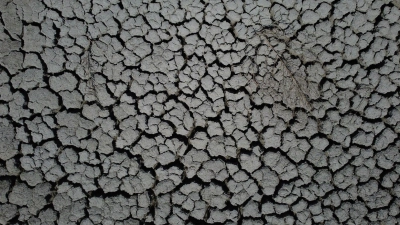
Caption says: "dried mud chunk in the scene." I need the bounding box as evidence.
[154,167,183,195]
[11,68,46,90]
[207,209,238,223]
[301,10,320,25]
[227,171,258,205]
[59,90,83,109]
[172,182,204,215]
[116,116,140,149]
[376,146,400,170]
[281,133,311,163]
[0,122,18,161]
[198,159,229,182]
[99,152,140,193]
[253,167,280,195]
[374,128,396,151]
[326,145,351,172]
[126,37,151,58]
[58,148,100,191]
[28,88,59,113]
[201,183,229,209]
[181,149,210,178]
[56,197,86,224]
[1,51,23,75]
[20,170,44,186]
[243,200,261,218]
[49,72,78,92]
[359,180,392,209]
[121,170,155,194]
[23,25,47,52]
[333,165,358,189]
[9,182,51,214]
[0,1,22,39]
[0,204,17,225]
[263,151,298,180]
[0,180,10,203]
[88,195,134,222]
[131,136,186,168]
[240,152,262,173]
[207,136,237,158]
[42,47,66,73]
[261,128,281,149]
[163,100,194,136]
[155,194,171,224]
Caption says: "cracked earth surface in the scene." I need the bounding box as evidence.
[1,0,400,224]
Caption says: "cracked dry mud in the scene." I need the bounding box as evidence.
[0,0,400,224]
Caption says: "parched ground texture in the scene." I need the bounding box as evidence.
[0,0,400,224]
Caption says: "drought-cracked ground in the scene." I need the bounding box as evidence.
[0,0,400,224]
